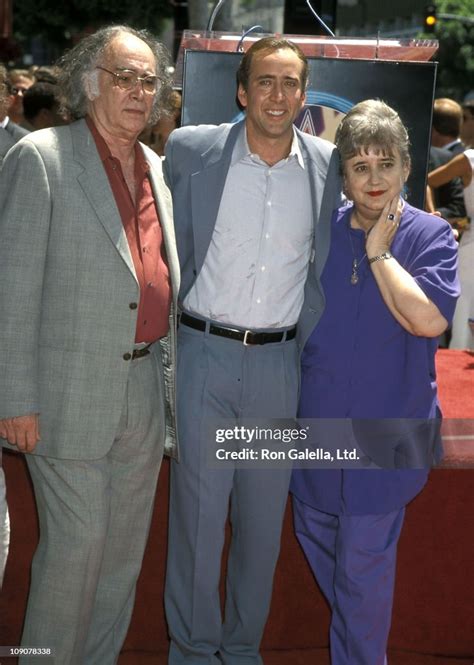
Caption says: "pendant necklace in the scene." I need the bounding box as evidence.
[348,228,367,286]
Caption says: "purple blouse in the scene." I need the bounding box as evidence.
[290,203,460,515]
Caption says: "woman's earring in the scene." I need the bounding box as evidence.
[342,179,350,200]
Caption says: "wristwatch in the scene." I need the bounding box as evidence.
[368,252,393,265]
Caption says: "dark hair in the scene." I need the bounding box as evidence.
[57,24,172,124]
[432,98,462,138]
[336,99,411,170]
[23,82,59,122]
[237,37,309,91]
[34,67,60,85]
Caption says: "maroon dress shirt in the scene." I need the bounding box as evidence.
[87,117,171,342]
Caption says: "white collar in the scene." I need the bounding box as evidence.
[231,123,305,169]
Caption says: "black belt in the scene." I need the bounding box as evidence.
[180,313,296,346]
[131,343,152,360]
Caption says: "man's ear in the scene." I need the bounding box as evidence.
[84,71,100,101]
[237,84,247,109]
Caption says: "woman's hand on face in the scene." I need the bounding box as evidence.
[365,195,402,258]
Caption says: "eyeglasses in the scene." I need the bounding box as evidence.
[10,86,29,96]
[96,66,159,94]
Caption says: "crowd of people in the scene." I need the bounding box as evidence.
[0,60,181,164]
[426,97,474,350]
[0,24,470,665]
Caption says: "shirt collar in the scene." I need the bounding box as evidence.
[85,115,149,177]
[0,116,9,129]
[289,130,305,168]
[444,138,462,151]
[231,123,305,169]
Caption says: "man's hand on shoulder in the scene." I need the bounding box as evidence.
[0,414,40,452]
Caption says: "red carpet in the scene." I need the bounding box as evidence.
[437,350,474,467]
[436,350,474,419]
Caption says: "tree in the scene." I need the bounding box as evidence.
[420,0,474,100]
[187,0,211,30]
[13,0,172,54]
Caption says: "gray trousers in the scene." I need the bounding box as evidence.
[20,348,166,665]
[166,323,299,665]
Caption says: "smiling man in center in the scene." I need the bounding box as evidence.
[164,37,340,664]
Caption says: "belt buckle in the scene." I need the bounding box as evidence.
[243,330,253,346]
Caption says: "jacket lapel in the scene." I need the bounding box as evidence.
[298,129,340,280]
[190,122,243,274]
[71,120,138,283]
[145,148,180,304]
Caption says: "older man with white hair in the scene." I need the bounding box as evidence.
[0,25,179,664]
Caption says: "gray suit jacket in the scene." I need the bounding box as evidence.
[4,118,29,141]
[0,128,15,166]
[0,119,179,460]
[164,120,341,354]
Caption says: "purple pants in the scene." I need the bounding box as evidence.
[293,496,405,665]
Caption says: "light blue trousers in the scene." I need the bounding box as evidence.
[166,323,299,665]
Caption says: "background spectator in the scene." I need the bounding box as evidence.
[429,145,466,221]
[0,64,15,164]
[428,148,474,350]
[6,69,34,127]
[150,89,181,156]
[23,82,68,130]
[140,89,181,157]
[461,100,474,148]
[1,64,28,148]
[431,98,465,155]
[29,66,60,85]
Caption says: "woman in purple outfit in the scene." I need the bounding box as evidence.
[290,100,460,665]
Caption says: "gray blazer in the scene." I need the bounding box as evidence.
[0,119,179,460]
[164,120,341,354]
[4,119,29,141]
[0,128,15,166]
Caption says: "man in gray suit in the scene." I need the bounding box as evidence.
[0,25,179,664]
[164,38,340,664]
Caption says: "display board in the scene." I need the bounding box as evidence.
[182,51,437,207]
